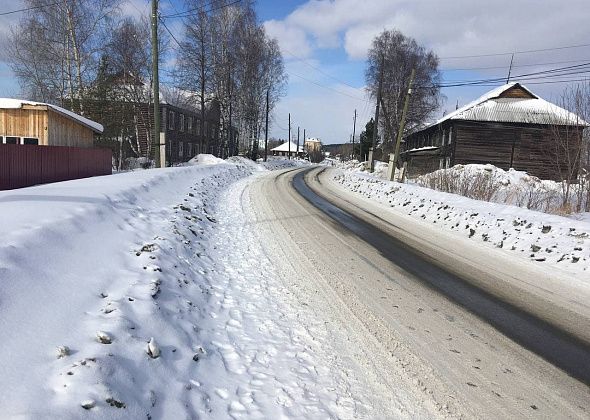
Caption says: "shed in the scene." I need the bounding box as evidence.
[402,83,587,180]
[271,141,305,157]
[0,98,103,148]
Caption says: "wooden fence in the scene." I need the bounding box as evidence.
[0,144,112,190]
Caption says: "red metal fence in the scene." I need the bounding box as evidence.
[0,144,112,190]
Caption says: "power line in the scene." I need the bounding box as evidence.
[441,58,590,72]
[432,62,590,88]
[158,15,182,47]
[287,70,370,103]
[282,47,359,90]
[0,1,61,16]
[161,0,241,19]
[440,42,590,60]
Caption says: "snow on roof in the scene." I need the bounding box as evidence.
[402,146,440,154]
[0,98,103,133]
[305,137,321,143]
[422,83,587,131]
[271,141,304,153]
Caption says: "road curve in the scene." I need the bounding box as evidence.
[294,167,590,385]
[248,166,590,419]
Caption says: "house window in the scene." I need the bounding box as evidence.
[180,114,185,132]
[187,143,193,158]
[196,119,202,136]
[445,157,451,168]
[23,137,39,145]
[5,136,19,144]
[188,117,193,132]
[448,127,453,144]
[178,141,183,158]
[169,111,175,130]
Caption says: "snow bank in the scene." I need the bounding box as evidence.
[187,153,226,166]
[0,161,255,418]
[332,170,590,277]
[415,164,589,214]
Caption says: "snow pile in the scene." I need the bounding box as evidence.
[415,164,589,214]
[332,170,590,276]
[260,156,311,170]
[0,162,255,418]
[188,153,226,166]
[323,159,389,178]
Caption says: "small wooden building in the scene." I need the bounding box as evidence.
[0,98,103,147]
[401,83,587,180]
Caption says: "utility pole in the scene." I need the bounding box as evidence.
[352,109,357,160]
[288,113,291,160]
[297,126,300,159]
[151,0,161,167]
[506,53,515,84]
[390,68,416,182]
[264,89,269,162]
[370,55,384,172]
[228,65,233,157]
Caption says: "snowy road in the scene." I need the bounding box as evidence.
[249,166,590,419]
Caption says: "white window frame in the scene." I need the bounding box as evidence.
[188,116,193,132]
[179,114,185,132]
[178,141,183,158]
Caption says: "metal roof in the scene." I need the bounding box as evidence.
[418,83,587,133]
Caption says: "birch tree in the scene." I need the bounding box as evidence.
[366,29,443,155]
[6,0,121,114]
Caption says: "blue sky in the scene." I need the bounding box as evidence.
[1,0,589,144]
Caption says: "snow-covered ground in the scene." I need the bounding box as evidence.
[330,165,590,277]
[0,155,398,419]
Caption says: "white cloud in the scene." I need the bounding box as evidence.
[264,19,313,58]
[264,0,590,64]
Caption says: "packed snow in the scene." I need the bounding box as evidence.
[330,163,590,277]
[0,155,386,420]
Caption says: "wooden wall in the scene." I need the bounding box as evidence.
[0,107,48,144]
[453,121,582,180]
[47,110,94,148]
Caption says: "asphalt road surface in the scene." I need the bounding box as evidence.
[247,166,590,419]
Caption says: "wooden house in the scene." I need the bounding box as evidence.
[0,98,103,147]
[401,83,587,180]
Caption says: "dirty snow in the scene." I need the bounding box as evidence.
[331,167,590,277]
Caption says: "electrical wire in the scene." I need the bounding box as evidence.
[440,42,590,60]
[0,1,61,16]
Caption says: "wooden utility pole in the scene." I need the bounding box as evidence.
[352,109,357,160]
[151,0,162,167]
[264,89,269,162]
[288,113,291,160]
[297,126,300,158]
[391,68,416,182]
[228,65,233,157]
[370,55,384,172]
[506,53,515,84]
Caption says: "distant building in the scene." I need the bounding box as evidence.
[304,137,321,153]
[271,141,304,157]
[0,98,103,147]
[402,83,587,180]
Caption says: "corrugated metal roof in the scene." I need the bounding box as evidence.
[418,83,587,132]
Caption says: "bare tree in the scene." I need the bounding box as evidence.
[366,29,443,157]
[6,0,121,114]
[547,83,589,211]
